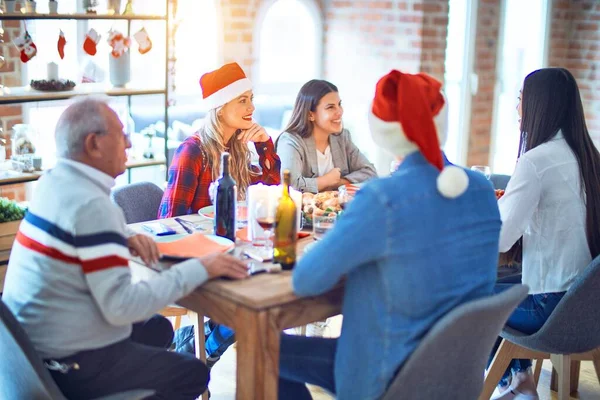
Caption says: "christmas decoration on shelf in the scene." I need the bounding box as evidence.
[123,0,134,15]
[83,28,101,56]
[133,28,152,55]
[14,31,37,63]
[83,0,99,14]
[107,29,131,87]
[141,126,156,159]
[49,0,58,14]
[57,30,66,59]
[107,29,131,58]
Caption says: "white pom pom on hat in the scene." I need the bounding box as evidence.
[368,70,468,199]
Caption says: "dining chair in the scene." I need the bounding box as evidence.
[380,285,528,400]
[110,181,165,224]
[0,298,155,400]
[480,256,600,400]
[490,174,511,190]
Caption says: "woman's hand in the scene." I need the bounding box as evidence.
[238,123,270,144]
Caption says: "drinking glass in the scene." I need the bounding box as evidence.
[313,213,337,241]
[338,185,353,211]
[253,197,276,255]
[471,165,491,180]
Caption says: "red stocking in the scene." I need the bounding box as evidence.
[83,28,101,56]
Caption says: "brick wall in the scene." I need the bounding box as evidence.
[466,0,501,166]
[549,0,600,143]
[467,0,600,166]
[322,0,449,173]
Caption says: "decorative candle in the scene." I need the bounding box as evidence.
[47,62,59,81]
[247,183,302,241]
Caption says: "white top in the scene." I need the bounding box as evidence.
[498,131,591,294]
[316,146,335,177]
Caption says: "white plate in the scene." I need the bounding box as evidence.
[198,205,215,219]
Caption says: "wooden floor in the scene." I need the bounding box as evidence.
[184,315,600,399]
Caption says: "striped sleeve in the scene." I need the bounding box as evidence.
[15,211,128,272]
[74,198,209,326]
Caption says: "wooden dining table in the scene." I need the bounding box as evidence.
[128,215,344,400]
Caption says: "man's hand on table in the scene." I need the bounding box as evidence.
[201,253,250,280]
[128,234,160,266]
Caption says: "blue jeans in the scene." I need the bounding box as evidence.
[173,320,235,358]
[278,334,337,400]
[489,283,566,386]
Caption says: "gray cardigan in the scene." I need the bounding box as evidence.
[275,129,377,193]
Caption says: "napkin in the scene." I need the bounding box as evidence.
[156,233,233,258]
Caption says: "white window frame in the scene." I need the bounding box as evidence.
[443,0,478,166]
[252,0,324,96]
[488,0,551,174]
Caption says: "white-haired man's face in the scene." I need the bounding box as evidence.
[85,105,131,178]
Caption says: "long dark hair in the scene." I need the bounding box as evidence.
[283,79,338,138]
[519,68,600,258]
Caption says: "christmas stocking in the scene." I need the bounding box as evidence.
[14,31,37,63]
[133,28,152,54]
[83,28,101,56]
[57,30,66,59]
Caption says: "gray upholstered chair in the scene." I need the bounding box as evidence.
[0,299,154,400]
[110,181,198,352]
[481,256,600,400]
[380,285,528,400]
[110,181,164,224]
[490,174,511,190]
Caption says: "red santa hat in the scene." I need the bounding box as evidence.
[200,62,252,110]
[368,70,468,198]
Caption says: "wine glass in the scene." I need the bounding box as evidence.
[471,165,491,180]
[253,197,276,256]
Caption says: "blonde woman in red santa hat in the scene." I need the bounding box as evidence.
[159,62,281,371]
[275,71,501,400]
[158,62,281,218]
[276,79,377,193]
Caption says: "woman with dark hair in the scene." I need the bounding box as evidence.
[276,79,377,193]
[490,68,600,399]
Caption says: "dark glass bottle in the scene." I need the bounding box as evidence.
[214,152,237,242]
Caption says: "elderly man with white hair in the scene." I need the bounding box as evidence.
[2,96,249,400]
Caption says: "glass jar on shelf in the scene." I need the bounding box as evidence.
[11,124,37,157]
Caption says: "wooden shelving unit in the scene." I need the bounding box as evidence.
[0,84,166,105]
[0,5,171,179]
[0,13,166,21]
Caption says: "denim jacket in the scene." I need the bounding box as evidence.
[293,151,501,399]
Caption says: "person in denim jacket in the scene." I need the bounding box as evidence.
[276,71,501,400]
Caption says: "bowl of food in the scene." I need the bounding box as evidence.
[302,191,341,228]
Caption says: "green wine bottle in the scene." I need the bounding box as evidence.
[274,170,298,270]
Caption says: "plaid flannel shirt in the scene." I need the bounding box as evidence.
[158,135,281,218]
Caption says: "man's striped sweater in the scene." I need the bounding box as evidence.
[3,159,208,359]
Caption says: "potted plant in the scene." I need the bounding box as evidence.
[0,197,26,253]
